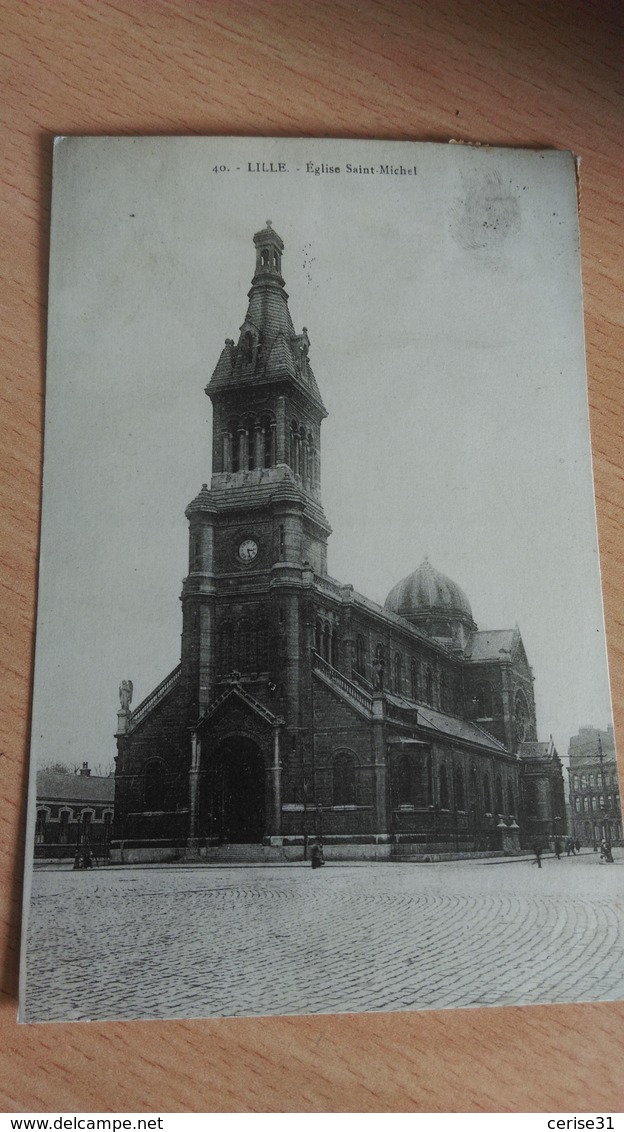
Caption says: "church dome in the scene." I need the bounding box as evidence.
[384,559,474,628]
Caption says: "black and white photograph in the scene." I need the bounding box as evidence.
[20,136,623,1024]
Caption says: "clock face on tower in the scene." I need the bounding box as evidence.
[238,538,258,563]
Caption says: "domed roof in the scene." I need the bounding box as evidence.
[384,559,474,624]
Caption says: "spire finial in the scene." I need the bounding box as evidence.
[266,219,272,228]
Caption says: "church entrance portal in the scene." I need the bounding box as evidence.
[204,737,266,844]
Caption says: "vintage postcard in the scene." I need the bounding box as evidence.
[20,137,623,1022]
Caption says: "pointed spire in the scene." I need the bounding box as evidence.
[206,225,326,415]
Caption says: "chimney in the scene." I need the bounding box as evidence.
[80,761,91,777]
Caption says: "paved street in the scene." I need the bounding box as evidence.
[23,853,624,1023]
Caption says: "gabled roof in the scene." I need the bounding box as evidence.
[465,628,517,662]
[37,771,114,805]
[196,682,281,729]
[519,739,556,761]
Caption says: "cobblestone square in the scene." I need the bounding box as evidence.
[23,852,624,1023]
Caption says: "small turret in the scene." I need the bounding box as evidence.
[252,220,284,283]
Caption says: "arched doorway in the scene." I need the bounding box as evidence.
[203,737,266,844]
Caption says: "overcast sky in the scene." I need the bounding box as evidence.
[30,136,614,779]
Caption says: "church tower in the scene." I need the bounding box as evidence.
[180,222,331,721]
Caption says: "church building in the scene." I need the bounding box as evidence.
[112,223,564,862]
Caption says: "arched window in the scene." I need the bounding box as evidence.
[439,764,450,810]
[410,660,418,700]
[507,781,516,816]
[393,652,402,694]
[524,779,539,817]
[454,766,465,811]
[575,796,581,813]
[495,773,504,815]
[220,622,234,672]
[333,751,356,805]
[257,620,270,671]
[144,761,166,811]
[261,249,269,267]
[315,620,323,655]
[396,753,415,806]
[307,431,315,487]
[425,666,433,706]
[440,671,451,712]
[355,634,366,676]
[483,772,492,813]
[474,683,493,719]
[35,809,47,845]
[261,415,275,468]
[242,330,254,363]
[514,689,530,747]
[470,762,479,802]
[229,420,240,472]
[238,620,255,671]
[59,810,70,844]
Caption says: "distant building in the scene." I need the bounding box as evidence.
[517,738,567,847]
[568,726,622,847]
[35,762,114,859]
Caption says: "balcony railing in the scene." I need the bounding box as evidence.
[312,651,374,713]
[129,664,182,729]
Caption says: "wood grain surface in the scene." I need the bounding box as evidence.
[1,0,623,1113]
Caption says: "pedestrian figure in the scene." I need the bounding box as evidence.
[533,843,542,869]
[554,839,561,859]
[600,839,613,863]
[310,841,325,869]
[575,839,581,854]
[565,838,573,856]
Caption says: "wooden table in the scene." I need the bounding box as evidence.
[1,0,623,1113]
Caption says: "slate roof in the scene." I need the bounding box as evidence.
[518,740,555,761]
[465,628,517,662]
[37,770,114,805]
[385,694,508,753]
[206,227,326,414]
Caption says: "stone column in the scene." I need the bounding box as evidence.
[372,694,389,836]
[254,424,263,470]
[238,428,247,471]
[187,732,201,853]
[222,430,231,473]
[271,724,282,840]
[275,397,286,464]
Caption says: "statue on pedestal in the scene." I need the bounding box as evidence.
[119,680,133,712]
